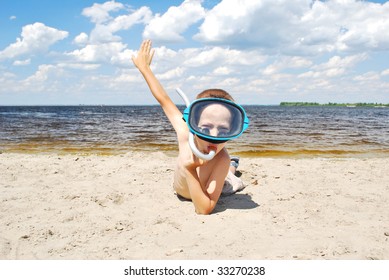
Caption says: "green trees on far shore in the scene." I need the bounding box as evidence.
[280,102,389,107]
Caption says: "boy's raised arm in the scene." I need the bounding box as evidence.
[133,40,225,215]
[132,40,185,134]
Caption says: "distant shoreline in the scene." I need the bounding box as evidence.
[280,102,389,107]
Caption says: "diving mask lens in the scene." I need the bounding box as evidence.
[183,98,249,142]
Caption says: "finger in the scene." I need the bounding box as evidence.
[148,49,155,65]
[145,39,152,53]
[140,39,147,52]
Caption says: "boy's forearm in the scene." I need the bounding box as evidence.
[185,168,213,215]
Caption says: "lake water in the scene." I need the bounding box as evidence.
[1,105,388,157]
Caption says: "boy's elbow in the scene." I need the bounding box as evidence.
[195,209,212,215]
[195,205,214,215]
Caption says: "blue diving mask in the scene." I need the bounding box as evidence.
[183,98,249,144]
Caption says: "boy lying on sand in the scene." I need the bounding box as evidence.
[132,40,248,214]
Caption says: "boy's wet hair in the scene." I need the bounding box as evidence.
[196,89,234,101]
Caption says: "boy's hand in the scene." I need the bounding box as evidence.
[132,39,155,71]
[185,155,206,170]
[181,143,207,170]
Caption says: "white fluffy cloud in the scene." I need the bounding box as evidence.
[195,0,389,55]
[66,42,127,63]
[0,22,68,60]
[382,69,389,76]
[81,1,124,24]
[66,1,152,69]
[13,59,31,66]
[180,47,266,69]
[88,6,152,43]
[18,64,68,94]
[263,57,313,75]
[143,0,205,42]
[1,0,388,104]
[195,0,309,48]
[80,1,152,44]
[298,54,368,79]
[24,64,55,83]
[74,32,89,45]
[300,0,389,53]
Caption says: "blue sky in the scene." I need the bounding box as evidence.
[1,0,389,105]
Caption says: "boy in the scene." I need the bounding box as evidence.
[132,40,245,215]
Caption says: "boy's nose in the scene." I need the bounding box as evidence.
[209,128,217,137]
[209,128,219,137]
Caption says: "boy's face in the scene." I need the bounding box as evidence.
[195,103,231,154]
[197,104,232,138]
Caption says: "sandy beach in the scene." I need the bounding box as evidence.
[1,152,388,260]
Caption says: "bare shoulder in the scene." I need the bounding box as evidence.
[216,148,230,165]
[206,148,230,176]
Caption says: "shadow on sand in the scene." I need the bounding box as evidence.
[176,191,259,214]
[213,192,259,214]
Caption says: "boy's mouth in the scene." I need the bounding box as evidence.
[207,145,218,153]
